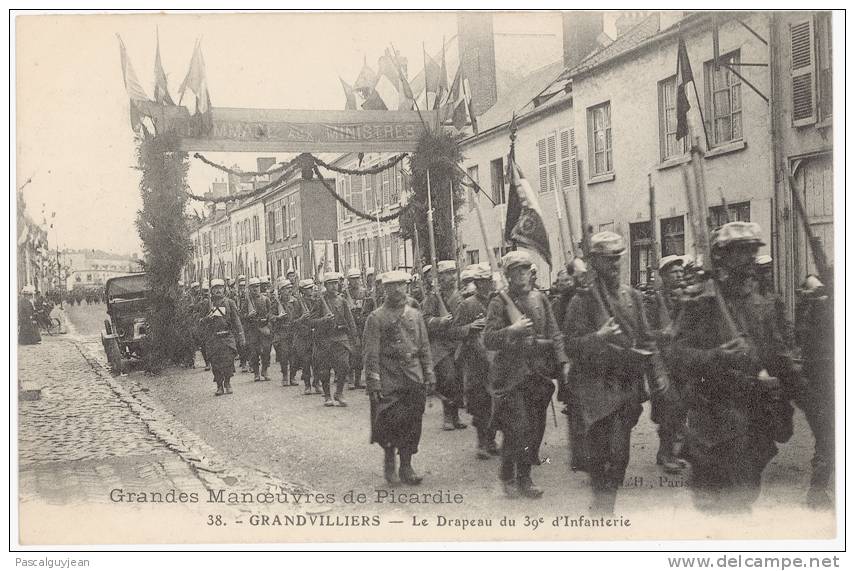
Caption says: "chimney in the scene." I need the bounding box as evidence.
[457,12,497,116]
[562,11,605,70]
[615,11,647,37]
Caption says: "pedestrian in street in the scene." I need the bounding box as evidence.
[245,277,273,382]
[192,281,212,370]
[345,268,368,390]
[422,260,468,431]
[673,221,798,513]
[453,263,498,459]
[644,254,690,474]
[563,232,664,514]
[364,270,435,486]
[201,278,245,396]
[794,273,835,509]
[484,250,569,500]
[310,272,359,407]
[271,277,299,387]
[18,285,42,345]
[293,279,318,394]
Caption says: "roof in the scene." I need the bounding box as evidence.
[570,12,662,77]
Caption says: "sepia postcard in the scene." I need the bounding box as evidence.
[12,8,844,551]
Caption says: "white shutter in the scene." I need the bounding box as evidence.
[547,133,557,193]
[791,19,817,126]
[537,138,548,193]
[559,129,572,188]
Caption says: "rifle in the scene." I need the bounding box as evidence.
[245,279,257,318]
[296,287,310,318]
[344,286,357,311]
[648,174,671,330]
[787,168,831,285]
[319,289,335,319]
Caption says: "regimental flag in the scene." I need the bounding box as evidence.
[505,157,552,266]
[463,77,479,135]
[117,34,153,132]
[423,49,441,107]
[354,57,377,95]
[444,69,478,133]
[361,88,388,111]
[153,29,174,105]
[339,76,357,110]
[178,39,212,121]
[373,73,400,111]
[675,37,694,141]
[436,38,449,109]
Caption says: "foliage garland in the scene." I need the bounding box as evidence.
[135,133,196,373]
[312,164,414,223]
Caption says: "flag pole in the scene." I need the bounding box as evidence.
[550,172,571,267]
[425,168,448,316]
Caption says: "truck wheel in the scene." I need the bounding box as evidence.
[101,333,125,375]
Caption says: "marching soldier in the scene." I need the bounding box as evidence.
[563,232,664,514]
[245,277,273,382]
[293,279,318,394]
[260,275,272,296]
[421,260,468,431]
[271,277,300,387]
[364,270,435,485]
[200,278,245,396]
[673,222,798,513]
[310,272,359,407]
[794,273,835,509]
[459,267,477,299]
[345,268,368,390]
[453,263,498,459]
[364,267,376,300]
[234,275,250,372]
[484,251,569,499]
[644,255,689,474]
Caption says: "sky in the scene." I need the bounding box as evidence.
[15,11,613,256]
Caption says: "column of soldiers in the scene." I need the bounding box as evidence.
[183,218,834,514]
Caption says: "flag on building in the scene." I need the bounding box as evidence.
[117,34,153,132]
[373,73,400,110]
[339,77,357,110]
[505,158,552,266]
[675,37,694,141]
[353,57,377,96]
[361,88,388,111]
[423,49,441,107]
[178,39,212,127]
[435,39,449,109]
[153,29,174,105]
[444,68,478,133]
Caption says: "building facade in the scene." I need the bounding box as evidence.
[231,197,267,280]
[264,176,339,280]
[66,250,142,289]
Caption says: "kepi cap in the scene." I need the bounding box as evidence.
[298,279,315,289]
[501,250,533,271]
[276,277,292,289]
[712,221,765,250]
[248,277,260,286]
[346,268,362,279]
[322,271,343,283]
[211,278,225,287]
[658,255,685,272]
[381,270,411,285]
[590,231,626,256]
[437,260,457,273]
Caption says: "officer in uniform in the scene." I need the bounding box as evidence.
[673,222,797,513]
[200,278,245,396]
[310,272,359,407]
[644,255,689,473]
[364,270,435,485]
[484,251,569,499]
[344,268,368,390]
[271,277,299,387]
[421,260,468,430]
[453,263,498,459]
[564,232,664,514]
[293,279,317,394]
[245,277,273,382]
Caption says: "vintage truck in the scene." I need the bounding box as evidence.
[101,273,149,373]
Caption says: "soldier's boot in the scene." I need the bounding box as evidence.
[253,363,262,382]
[383,447,398,485]
[485,427,500,456]
[475,426,490,460]
[214,377,225,397]
[500,460,519,499]
[398,452,423,486]
[516,463,544,499]
[442,406,456,431]
[451,407,467,430]
[224,378,233,395]
[260,365,269,381]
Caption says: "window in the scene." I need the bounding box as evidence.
[587,102,613,176]
[660,216,685,257]
[816,13,833,123]
[364,173,376,212]
[790,15,833,126]
[658,76,689,160]
[466,250,480,265]
[289,197,297,236]
[559,128,577,188]
[268,211,276,243]
[339,179,349,221]
[538,129,577,193]
[630,221,653,287]
[705,51,742,146]
[709,201,750,229]
[490,158,506,205]
[537,134,558,193]
[390,170,401,204]
[466,165,479,210]
[351,174,364,213]
[382,169,391,207]
[282,204,289,239]
[253,216,260,241]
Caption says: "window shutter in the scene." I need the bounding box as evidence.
[559,129,572,188]
[547,133,557,193]
[791,20,817,126]
[537,138,548,193]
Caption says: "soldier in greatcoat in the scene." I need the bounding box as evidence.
[310,272,359,407]
[244,277,273,382]
[200,278,245,396]
[672,222,798,513]
[484,251,569,499]
[271,277,300,387]
[453,263,498,459]
[345,268,368,390]
[364,270,435,485]
[292,279,317,394]
[643,254,689,474]
[234,275,250,372]
[564,232,665,515]
[421,260,468,431]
